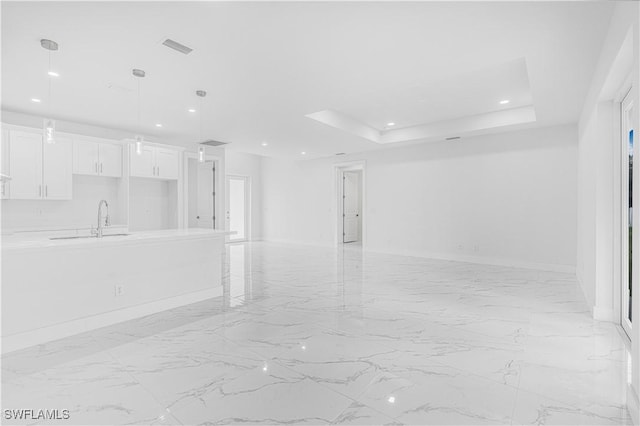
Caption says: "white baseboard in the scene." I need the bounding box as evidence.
[262,238,335,249]
[2,287,223,354]
[260,239,576,273]
[364,247,576,274]
[627,384,640,426]
[593,305,615,322]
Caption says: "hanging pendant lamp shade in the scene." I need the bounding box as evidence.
[197,90,207,162]
[41,39,58,144]
[133,69,146,155]
[44,118,55,144]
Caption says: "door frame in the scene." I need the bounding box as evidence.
[226,174,251,243]
[334,160,366,247]
[619,84,635,338]
[182,152,222,230]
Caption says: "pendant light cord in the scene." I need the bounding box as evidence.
[137,78,141,136]
[48,50,52,117]
[199,95,203,141]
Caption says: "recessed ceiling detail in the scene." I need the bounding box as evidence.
[305,58,537,145]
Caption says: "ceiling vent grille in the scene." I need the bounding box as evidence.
[199,140,229,147]
[162,39,193,55]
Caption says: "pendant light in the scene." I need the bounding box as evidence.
[40,39,58,144]
[196,90,207,162]
[132,68,146,155]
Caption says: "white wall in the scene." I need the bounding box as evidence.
[262,124,578,271]
[225,150,262,240]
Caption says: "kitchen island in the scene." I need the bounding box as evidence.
[2,228,230,352]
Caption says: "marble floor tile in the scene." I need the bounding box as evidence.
[354,367,518,424]
[1,241,632,425]
[3,353,173,425]
[330,401,399,425]
[170,374,354,425]
[511,387,633,425]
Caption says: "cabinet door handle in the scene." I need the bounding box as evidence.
[38,185,42,197]
[45,185,48,197]
[157,166,160,176]
[95,162,98,173]
[100,163,103,173]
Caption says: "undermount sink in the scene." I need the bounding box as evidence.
[49,233,130,240]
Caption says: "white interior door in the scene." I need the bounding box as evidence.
[622,90,635,337]
[196,160,215,229]
[227,176,248,242]
[343,171,360,243]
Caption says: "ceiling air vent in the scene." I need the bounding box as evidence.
[445,136,461,141]
[162,39,193,55]
[199,140,229,147]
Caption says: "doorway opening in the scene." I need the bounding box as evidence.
[622,87,635,338]
[226,175,250,242]
[185,155,218,230]
[335,162,365,246]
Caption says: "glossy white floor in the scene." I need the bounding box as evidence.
[1,242,633,425]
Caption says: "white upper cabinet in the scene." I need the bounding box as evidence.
[8,130,72,200]
[8,131,43,199]
[74,140,99,175]
[99,143,122,177]
[129,144,155,178]
[73,139,122,177]
[43,136,73,200]
[130,144,180,180]
[155,148,180,180]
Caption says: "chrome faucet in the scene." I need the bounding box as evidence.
[91,200,110,238]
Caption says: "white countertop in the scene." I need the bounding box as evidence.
[2,228,232,251]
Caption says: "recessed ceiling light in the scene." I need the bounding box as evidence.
[387,122,396,126]
[499,100,510,105]
[261,142,268,146]
[188,108,196,113]
[301,151,307,155]
[155,123,163,128]
[47,71,59,77]
[31,98,41,103]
